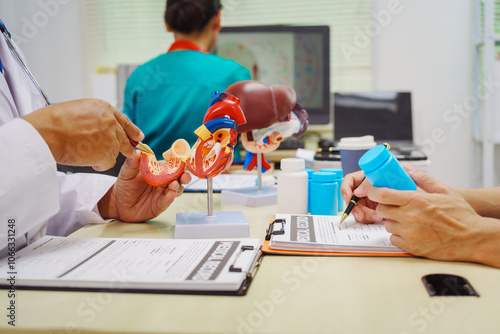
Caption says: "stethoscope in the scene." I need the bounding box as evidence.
[0,19,51,105]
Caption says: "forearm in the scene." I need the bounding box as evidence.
[457,187,500,219]
[97,185,117,220]
[468,216,500,268]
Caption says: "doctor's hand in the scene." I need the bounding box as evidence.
[97,151,192,222]
[23,99,143,171]
[367,165,500,266]
[340,170,382,224]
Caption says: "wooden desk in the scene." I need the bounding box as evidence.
[2,192,500,334]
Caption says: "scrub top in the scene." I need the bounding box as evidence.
[123,51,250,157]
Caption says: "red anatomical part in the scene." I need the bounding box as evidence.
[140,153,186,187]
[225,80,297,134]
[139,139,191,187]
[187,135,234,179]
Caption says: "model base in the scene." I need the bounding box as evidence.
[220,186,278,207]
[175,211,249,239]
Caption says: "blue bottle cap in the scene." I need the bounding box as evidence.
[312,171,337,182]
[358,145,391,173]
[319,168,343,179]
[304,168,315,179]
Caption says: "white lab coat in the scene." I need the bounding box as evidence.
[0,30,115,257]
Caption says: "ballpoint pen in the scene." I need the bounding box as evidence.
[340,143,390,224]
[340,176,365,223]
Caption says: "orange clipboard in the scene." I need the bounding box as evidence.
[262,219,413,257]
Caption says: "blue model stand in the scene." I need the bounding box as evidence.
[220,155,278,207]
[175,178,250,239]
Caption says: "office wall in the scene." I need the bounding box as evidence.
[1,0,477,188]
[0,0,87,102]
[372,0,473,188]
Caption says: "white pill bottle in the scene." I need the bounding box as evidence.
[277,158,309,214]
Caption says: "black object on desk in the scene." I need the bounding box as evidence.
[422,274,479,297]
[314,139,341,161]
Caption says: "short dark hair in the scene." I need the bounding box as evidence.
[165,0,222,34]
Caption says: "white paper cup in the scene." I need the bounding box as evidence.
[337,135,377,176]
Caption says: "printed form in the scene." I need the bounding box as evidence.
[0,236,261,292]
[270,214,406,254]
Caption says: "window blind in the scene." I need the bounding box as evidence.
[83,0,373,92]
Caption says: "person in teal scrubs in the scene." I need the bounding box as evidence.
[123,0,250,157]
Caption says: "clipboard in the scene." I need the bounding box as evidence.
[262,217,413,257]
[0,236,263,296]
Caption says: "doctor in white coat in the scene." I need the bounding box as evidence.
[0,21,191,256]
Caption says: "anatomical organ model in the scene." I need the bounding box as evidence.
[139,92,246,186]
[225,80,309,172]
[138,81,308,186]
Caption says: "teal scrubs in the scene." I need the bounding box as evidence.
[123,51,250,157]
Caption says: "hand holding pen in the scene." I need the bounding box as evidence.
[340,143,390,224]
[23,99,151,171]
[339,172,383,224]
[2,20,154,164]
[340,175,365,223]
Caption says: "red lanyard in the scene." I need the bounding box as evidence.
[168,40,207,53]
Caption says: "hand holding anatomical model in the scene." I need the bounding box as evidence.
[139,91,246,186]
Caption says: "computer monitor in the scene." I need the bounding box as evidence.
[215,25,330,125]
[333,92,414,147]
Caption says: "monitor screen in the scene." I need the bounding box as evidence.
[333,92,413,145]
[215,25,330,125]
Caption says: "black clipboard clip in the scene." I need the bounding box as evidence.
[229,245,256,273]
[265,218,286,240]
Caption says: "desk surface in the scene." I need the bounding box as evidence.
[2,192,500,334]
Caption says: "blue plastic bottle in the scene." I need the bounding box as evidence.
[310,172,338,215]
[358,145,417,191]
[304,168,315,213]
[319,168,344,211]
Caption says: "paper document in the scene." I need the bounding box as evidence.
[184,174,258,192]
[0,236,262,294]
[268,214,407,254]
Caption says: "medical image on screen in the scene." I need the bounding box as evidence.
[294,33,324,109]
[216,32,295,85]
[216,31,324,110]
